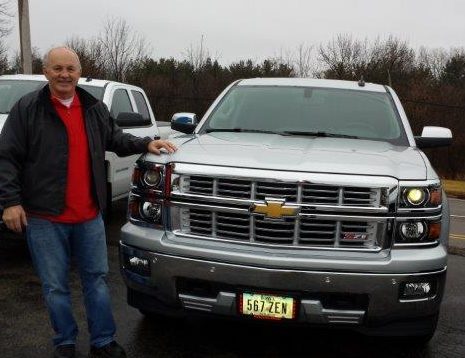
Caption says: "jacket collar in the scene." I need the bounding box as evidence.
[39,84,99,113]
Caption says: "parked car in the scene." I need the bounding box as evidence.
[0,74,161,231]
[120,78,451,343]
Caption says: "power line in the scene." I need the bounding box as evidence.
[401,98,465,110]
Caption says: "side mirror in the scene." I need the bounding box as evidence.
[415,126,453,149]
[171,112,197,134]
[116,112,151,128]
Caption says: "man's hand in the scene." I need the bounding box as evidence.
[147,139,177,155]
[2,205,28,233]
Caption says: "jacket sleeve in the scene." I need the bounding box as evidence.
[0,101,28,209]
[101,105,153,157]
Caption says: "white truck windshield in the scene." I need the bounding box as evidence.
[205,86,408,145]
[0,80,104,114]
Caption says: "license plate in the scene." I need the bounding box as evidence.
[240,293,295,320]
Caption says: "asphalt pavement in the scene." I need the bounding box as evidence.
[449,198,465,255]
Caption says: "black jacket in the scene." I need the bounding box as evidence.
[0,85,152,215]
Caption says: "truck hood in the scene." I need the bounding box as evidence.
[155,132,427,180]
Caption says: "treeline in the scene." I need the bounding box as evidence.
[0,15,464,178]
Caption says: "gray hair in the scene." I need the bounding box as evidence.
[43,46,82,70]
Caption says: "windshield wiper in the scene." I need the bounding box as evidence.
[205,128,289,135]
[283,131,360,139]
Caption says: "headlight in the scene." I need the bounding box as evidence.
[400,185,442,208]
[129,162,173,228]
[405,188,427,206]
[399,221,426,241]
[143,170,162,187]
[131,162,165,191]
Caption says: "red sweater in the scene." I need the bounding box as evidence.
[40,94,99,223]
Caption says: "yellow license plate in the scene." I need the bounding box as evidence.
[240,293,295,320]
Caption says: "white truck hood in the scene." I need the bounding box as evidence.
[160,132,427,180]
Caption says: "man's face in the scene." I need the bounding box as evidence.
[43,48,81,99]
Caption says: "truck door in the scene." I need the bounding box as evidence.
[107,87,140,199]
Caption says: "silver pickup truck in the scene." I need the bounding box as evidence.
[120,78,452,343]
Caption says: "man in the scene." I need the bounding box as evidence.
[0,46,177,358]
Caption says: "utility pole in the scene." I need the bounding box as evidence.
[18,0,32,74]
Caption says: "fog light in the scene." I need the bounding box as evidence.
[140,202,162,221]
[401,282,435,300]
[124,254,151,276]
[400,221,425,241]
[129,256,149,268]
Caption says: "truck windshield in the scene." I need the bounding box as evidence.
[78,85,104,101]
[204,85,408,145]
[0,80,45,114]
[0,80,104,114]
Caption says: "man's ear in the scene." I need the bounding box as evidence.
[43,67,51,81]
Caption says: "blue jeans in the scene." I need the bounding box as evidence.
[26,214,116,348]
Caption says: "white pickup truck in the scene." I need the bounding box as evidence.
[0,74,162,229]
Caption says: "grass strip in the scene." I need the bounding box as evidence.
[443,179,465,199]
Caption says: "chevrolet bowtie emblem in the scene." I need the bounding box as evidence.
[250,199,300,219]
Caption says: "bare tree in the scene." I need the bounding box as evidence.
[271,44,316,78]
[0,41,7,73]
[98,17,148,82]
[417,47,464,81]
[0,1,11,73]
[368,36,415,82]
[0,1,11,38]
[66,36,106,78]
[272,47,294,73]
[294,44,314,78]
[318,34,369,79]
[184,35,211,71]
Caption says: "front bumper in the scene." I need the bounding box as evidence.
[120,241,446,333]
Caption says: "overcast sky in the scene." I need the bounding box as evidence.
[5,0,465,64]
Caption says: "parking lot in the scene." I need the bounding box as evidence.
[1,199,465,358]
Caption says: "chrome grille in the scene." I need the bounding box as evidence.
[302,184,339,204]
[189,209,212,236]
[184,209,382,249]
[184,176,380,207]
[217,178,251,198]
[343,187,378,206]
[216,212,249,239]
[255,217,295,243]
[256,181,298,201]
[176,171,392,251]
[188,176,213,195]
[300,218,337,244]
